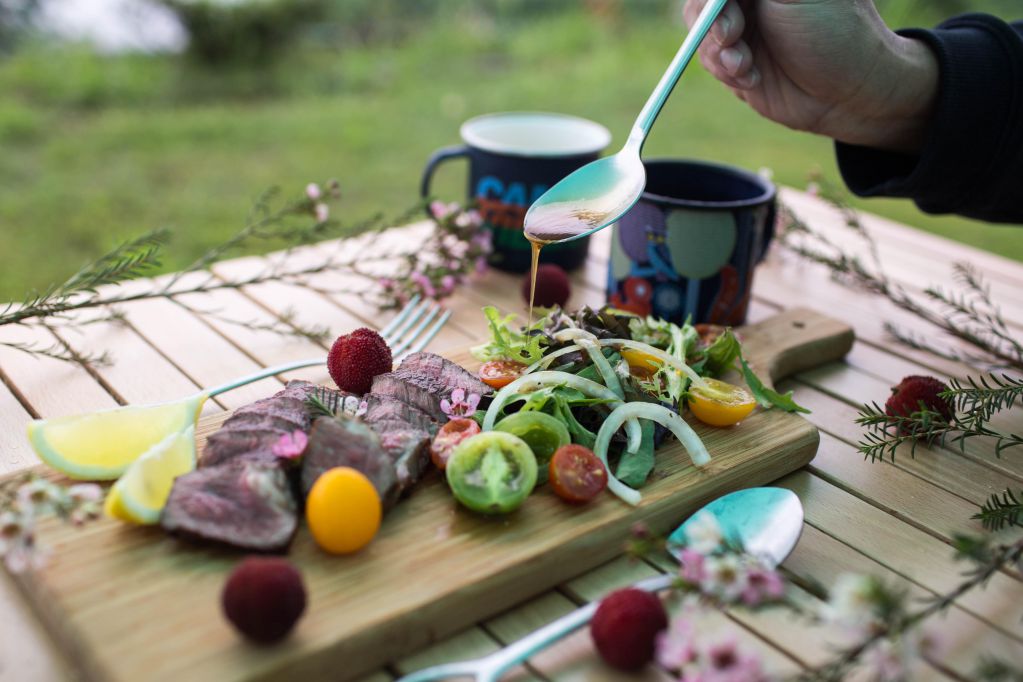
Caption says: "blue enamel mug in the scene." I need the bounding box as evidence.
[607,159,776,326]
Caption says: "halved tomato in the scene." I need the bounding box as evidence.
[446,432,538,514]
[430,418,481,470]
[687,378,756,427]
[479,360,527,389]
[620,348,661,378]
[549,444,607,504]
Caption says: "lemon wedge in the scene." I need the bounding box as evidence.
[27,393,207,480]
[104,425,197,525]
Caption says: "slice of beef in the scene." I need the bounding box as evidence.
[374,425,431,491]
[161,459,298,553]
[362,393,437,435]
[395,352,492,398]
[300,417,399,509]
[201,380,323,468]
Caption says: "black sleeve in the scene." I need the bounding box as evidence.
[834,13,1023,224]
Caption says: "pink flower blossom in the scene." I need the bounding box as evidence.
[700,636,768,682]
[271,430,308,459]
[678,547,706,584]
[67,484,102,504]
[440,274,457,294]
[475,257,489,275]
[471,229,492,252]
[440,388,481,419]
[740,563,785,606]
[314,202,330,223]
[306,182,322,200]
[410,270,437,299]
[656,611,696,670]
[700,554,747,602]
[430,201,460,221]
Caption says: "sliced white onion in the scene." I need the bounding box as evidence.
[552,328,600,344]
[595,402,711,506]
[482,371,641,449]
[525,344,582,374]
[598,338,707,388]
[578,339,624,401]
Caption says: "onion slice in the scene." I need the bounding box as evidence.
[595,402,711,506]
[525,344,582,374]
[482,371,641,449]
[578,339,624,400]
[597,339,706,388]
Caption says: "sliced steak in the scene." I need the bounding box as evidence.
[300,417,399,509]
[362,393,437,435]
[374,425,431,490]
[395,352,492,398]
[161,459,298,553]
[202,380,322,467]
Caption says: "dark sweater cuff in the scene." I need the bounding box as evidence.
[836,14,1023,217]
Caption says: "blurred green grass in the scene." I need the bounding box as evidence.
[1,3,1020,301]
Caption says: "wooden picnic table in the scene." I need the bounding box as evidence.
[1,187,1021,680]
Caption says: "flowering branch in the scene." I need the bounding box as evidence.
[0,474,103,573]
[2,184,490,367]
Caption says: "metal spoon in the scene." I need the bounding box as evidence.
[522,0,727,245]
[397,487,804,681]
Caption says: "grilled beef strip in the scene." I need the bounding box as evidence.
[201,380,323,468]
[370,352,491,421]
[161,459,298,553]
[300,417,400,509]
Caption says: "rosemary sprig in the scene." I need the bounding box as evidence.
[855,401,1023,462]
[974,488,1023,531]
[305,387,342,419]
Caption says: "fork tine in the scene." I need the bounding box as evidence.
[386,298,430,346]
[380,295,422,342]
[391,302,440,355]
[396,308,451,363]
[395,662,479,682]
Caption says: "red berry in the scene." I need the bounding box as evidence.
[222,556,307,644]
[590,588,668,671]
[327,327,393,394]
[885,375,954,434]
[522,264,571,308]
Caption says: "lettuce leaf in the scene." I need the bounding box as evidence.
[615,420,655,487]
[470,306,547,364]
[739,355,810,413]
[702,329,742,377]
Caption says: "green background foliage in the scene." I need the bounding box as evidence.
[1,0,1019,300]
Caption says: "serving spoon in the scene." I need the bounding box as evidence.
[398,487,804,681]
[523,0,728,244]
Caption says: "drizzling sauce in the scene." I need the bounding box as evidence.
[524,201,612,324]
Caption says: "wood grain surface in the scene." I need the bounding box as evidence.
[5,309,851,682]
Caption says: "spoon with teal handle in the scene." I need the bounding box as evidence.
[397,487,804,682]
[523,0,728,244]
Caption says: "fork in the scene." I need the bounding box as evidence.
[207,295,450,397]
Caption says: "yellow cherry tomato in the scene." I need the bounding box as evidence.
[306,467,381,554]
[688,378,757,427]
[620,348,662,377]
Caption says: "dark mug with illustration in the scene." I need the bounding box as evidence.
[607,159,776,326]
[421,112,611,273]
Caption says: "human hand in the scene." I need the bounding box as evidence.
[683,0,939,152]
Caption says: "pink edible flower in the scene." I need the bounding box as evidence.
[305,182,322,200]
[678,547,706,584]
[440,388,481,419]
[430,201,460,221]
[440,274,457,294]
[314,202,330,223]
[271,430,308,459]
[741,563,785,606]
[700,636,768,682]
[656,611,697,671]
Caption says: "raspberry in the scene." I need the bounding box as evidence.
[590,588,668,671]
[222,556,306,644]
[885,375,954,434]
[327,327,393,394]
[521,264,571,309]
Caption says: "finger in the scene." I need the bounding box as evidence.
[712,0,746,47]
[682,0,705,29]
[718,40,755,79]
[699,41,761,91]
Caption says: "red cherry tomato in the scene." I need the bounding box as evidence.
[479,360,527,389]
[431,418,481,470]
[549,444,608,504]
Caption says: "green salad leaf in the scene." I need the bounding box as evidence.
[471,306,547,364]
[615,420,656,487]
[739,355,810,413]
[702,329,742,377]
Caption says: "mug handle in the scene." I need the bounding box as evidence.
[420,145,470,217]
[756,199,778,263]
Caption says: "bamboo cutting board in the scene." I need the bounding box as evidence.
[9,308,852,682]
